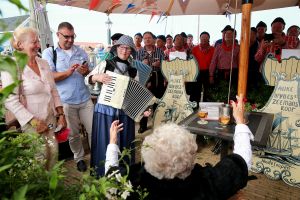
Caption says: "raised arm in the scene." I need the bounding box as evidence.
[231,94,254,169]
[104,120,124,174]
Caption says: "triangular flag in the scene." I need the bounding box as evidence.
[178,0,190,14]
[106,0,122,14]
[149,10,157,23]
[112,0,122,4]
[144,0,156,7]
[156,12,166,23]
[89,0,101,10]
[136,8,147,15]
[124,3,136,13]
[161,15,168,22]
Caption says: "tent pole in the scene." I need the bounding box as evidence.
[29,0,37,29]
[238,0,253,97]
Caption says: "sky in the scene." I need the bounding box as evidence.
[0,0,299,46]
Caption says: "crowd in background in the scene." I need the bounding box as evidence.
[2,17,299,176]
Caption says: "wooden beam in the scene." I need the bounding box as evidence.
[238,0,253,96]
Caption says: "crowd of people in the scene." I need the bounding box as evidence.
[1,16,299,199]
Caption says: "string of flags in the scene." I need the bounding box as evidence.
[88,0,191,23]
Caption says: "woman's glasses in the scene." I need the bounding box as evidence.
[118,45,132,52]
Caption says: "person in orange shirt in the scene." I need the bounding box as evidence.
[191,31,215,105]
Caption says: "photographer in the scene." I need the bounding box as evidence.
[255,17,286,64]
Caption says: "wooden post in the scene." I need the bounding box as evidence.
[237,0,253,96]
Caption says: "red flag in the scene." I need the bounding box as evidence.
[89,0,101,10]
[112,0,122,4]
[149,10,157,23]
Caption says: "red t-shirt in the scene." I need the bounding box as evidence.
[192,45,215,70]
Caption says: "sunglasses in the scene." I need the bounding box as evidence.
[58,32,76,40]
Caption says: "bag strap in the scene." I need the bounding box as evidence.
[17,64,26,107]
[52,46,57,70]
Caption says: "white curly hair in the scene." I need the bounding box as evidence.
[141,123,198,180]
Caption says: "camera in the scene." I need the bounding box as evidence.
[264,34,274,42]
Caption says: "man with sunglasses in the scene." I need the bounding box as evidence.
[42,22,93,172]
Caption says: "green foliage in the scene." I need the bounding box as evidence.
[0,33,12,46]
[0,130,77,199]
[207,80,237,103]
[79,147,148,200]
[8,0,28,12]
[207,80,273,108]
[247,83,274,109]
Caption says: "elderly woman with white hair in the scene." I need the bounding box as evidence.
[105,94,253,200]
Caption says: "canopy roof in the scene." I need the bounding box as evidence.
[0,15,30,33]
[48,0,298,15]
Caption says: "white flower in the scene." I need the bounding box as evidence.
[106,187,118,200]
[107,170,120,179]
[115,172,122,182]
[121,190,130,199]
[125,180,133,189]
[108,187,118,195]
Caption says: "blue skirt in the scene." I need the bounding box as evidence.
[90,103,135,176]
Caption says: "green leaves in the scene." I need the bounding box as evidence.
[14,51,28,71]
[12,185,28,200]
[0,32,12,45]
[0,163,12,173]
[0,56,18,80]
[8,0,29,12]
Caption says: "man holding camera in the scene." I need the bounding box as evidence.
[255,17,286,64]
[42,22,93,172]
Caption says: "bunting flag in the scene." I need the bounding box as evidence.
[105,0,122,14]
[156,12,166,23]
[144,0,156,7]
[178,0,190,14]
[136,8,147,15]
[123,3,136,13]
[89,0,101,10]
[64,0,72,6]
[149,10,157,23]
[112,0,122,4]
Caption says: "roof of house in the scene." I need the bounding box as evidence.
[0,15,30,33]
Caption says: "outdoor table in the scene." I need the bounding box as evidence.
[179,111,274,159]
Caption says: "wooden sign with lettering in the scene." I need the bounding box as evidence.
[262,56,300,86]
[251,73,300,188]
[153,74,196,127]
[153,58,198,127]
[161,58,198,82]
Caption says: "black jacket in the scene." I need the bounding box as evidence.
[108,154,248,200]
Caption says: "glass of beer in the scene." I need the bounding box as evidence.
[219,104,232,126]
[197,107,208,125]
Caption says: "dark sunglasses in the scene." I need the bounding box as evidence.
[58,32,76,40]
